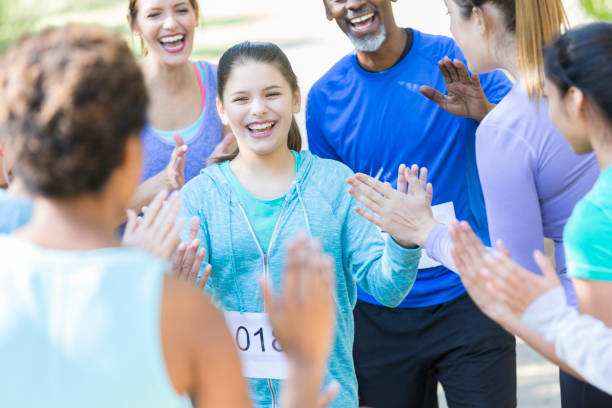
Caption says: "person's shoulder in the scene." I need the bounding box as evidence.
[481,83,551,139]
[193,60,219,84]
[301,151,354,206]
[183,164,225,194]
[306,151,354,180]
[180,163,229,212]
[410,29,465,65]
[105,247,169,269]
[309,53,356,97]
[161,274,235,365]
[583,170,612,216]
[193,60,217,71]
[162,274,215,323]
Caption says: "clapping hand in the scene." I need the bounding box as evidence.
[420,57,494,122]
[450,220,561,323]
[481,243,561,318]
[172,215,211,290]
[122,190,184,259]
[165,133,188,191]
[210,131,237,159]
[347,164,437,248]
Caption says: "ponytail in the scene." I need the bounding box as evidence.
[453,0,568,99]
[287,116,303,152]
[516,0,568,100]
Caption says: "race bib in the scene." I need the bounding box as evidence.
[223,311,288,380]
[418,201,457,269]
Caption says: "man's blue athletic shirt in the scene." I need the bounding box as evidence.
[306,29,512,308]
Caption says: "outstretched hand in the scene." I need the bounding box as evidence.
[450,220,561,324]
[165,133,188,191]
[347,164,437,248]
[450,220,511,323]
[420,57,494,122]
[482,246,561,318]
[122,190,184,260]
[172,215,211,290]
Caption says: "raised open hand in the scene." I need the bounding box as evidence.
[210,131,237,160]
[420,57,494,122]
[172,215,211,290]
[165,133,188,191]
[122,190,184,260]
[347,164,437,248]
[450,220,513,323]
[482,246,561,318]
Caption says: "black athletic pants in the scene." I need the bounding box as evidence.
[560,369,612,407]
[353,293,517,408]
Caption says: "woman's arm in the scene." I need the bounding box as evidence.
[449,223,586,379]
[521,286,612,394]
[129,134,187,214]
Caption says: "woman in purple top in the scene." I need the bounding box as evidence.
[126,0,233,212]
[348,0,605,406]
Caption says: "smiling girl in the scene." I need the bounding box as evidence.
[178,42,423,408]
[127,0,233,212]
[0,25,338,408]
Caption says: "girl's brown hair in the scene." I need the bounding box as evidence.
[209,42,302,165]
[453,0,568,100]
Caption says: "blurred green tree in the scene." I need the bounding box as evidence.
[581,0,612,20]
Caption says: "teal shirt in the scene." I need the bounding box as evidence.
[219,151,301,254]
[564,166,612,282]
[179,150,421,408]
[0,236,187,407]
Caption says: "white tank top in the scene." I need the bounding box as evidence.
[0,236,189,407]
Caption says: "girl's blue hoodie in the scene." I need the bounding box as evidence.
[179,151,421,407]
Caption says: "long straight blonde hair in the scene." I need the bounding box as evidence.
[454,0,568,100]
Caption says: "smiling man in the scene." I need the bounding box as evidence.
[306,1,516,407]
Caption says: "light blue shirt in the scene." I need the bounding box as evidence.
[0,236,186,407]
[0,189,32,233]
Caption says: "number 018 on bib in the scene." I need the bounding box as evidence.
[224,311,288,380]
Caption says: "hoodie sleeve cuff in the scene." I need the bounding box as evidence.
[520,286,567,338]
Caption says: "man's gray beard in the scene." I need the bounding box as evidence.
[348,25,387,52]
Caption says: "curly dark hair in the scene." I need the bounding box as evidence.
[0,24,148,197]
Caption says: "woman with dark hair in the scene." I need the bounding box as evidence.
[450,21,612,397]
[0,25,337,408]
[179,41,424,408]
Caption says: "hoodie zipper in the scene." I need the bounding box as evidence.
[236,199,289,408]
[236,198,289,304]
